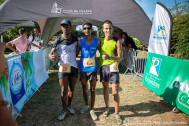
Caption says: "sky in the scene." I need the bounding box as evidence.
[135,0,185,20]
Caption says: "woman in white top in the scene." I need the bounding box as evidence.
[28,27,43,51]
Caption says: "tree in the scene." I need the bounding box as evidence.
[170,0,189,59]
[0,0,5,4]
[2,22,39,43]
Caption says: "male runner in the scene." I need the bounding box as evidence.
[99,20,122,124]
[77,22,100,120]
[49,19,78,121]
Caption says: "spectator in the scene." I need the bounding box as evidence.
[6,28,41,55]
[113,30,121,40]
[122,32,137,50]
[28,27,43,51]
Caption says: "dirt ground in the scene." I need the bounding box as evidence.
[16,71,189,126]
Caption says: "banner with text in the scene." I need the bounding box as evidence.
[148,3,172,56]
[142,52,189,115]
[0,50,49,118]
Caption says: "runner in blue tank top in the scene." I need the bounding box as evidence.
[76,22,100,121]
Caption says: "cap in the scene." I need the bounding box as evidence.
[61,19,71,26]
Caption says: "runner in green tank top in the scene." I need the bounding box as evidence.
[99,38,118,67]
[99,20,123,125]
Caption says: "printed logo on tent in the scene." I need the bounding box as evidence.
[157,25,165,34]
[51,2,62,14]
[149,57,162,76]
[51,2,92,15]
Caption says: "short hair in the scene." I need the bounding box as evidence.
[122,32,128,38]
[19,28,26,35]
[102,20,113,27]
[82,22,92,28]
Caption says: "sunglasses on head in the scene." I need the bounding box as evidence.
[83,27,92,30]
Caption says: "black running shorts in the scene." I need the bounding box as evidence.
[100,65,119,84]
[80,72,97,81]
[58,66,78,79]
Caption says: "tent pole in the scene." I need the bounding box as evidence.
[0,35,3,42]
[97,28,99,38]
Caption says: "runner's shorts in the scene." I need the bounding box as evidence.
[80,72,97,81]
[100,65,120,84]
[58,66,78,79]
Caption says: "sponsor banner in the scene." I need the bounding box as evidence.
[148,3,172,56]
[7,55,27,113]
[142,52,189,115]
[0,50,49,118]
[33,49,49,87]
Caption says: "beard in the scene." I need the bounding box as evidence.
[63,32,70,35]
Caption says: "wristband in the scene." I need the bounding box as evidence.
[0,100,8,107]
[109,55,112,59]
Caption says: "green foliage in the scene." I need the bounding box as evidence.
[132,37,147,50]
[71,26,77,35]
[21,53,33,78]
[0,73,8,96]
[3,22,39,42]
[98,27,105,38]
[0,0,5,4]
[170,1,189,59]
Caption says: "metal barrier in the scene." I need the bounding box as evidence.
[123,48,136,74]
[123,49,148,81]
[132,50,148,81]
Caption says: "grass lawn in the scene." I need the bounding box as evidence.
[16,70,189,126]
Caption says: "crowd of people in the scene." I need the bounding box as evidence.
[0,19,138,125]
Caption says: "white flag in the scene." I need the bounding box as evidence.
[148,3,172,56]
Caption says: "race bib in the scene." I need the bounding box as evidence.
[110,63,119,72]
[83,57,95,67]
[59,64,71,73]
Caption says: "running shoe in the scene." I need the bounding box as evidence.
[90,110,97,121]
[67,106,75,115]
[115,114,122,125]
[80,105,89,114]
[103,108,110,117]
[58,111,68,121]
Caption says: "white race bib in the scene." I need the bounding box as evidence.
[110,63,119,72]
[59,64,71,73]
[83,57,95,67]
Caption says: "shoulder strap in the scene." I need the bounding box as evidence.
[31,34,35,42]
